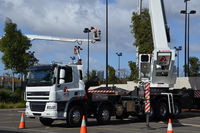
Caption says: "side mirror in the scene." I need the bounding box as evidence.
[59,69,65,84]
[60,69,65,78]
[59,79,65,84]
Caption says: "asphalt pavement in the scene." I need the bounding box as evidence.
[0,108,200,133]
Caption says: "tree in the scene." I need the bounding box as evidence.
[128,61,138,81]
[89,70,100,83]
[130,8,154,54]
[85,70,100,90]
[189,57,199,76]
[0,19,38,91]
[108,65,117,84]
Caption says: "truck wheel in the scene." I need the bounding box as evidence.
[157,102,168,119]
[67,106,83,127]
[96,105,111,124]
[39,118,54,126]
[174,102,181,117]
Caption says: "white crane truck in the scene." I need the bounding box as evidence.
[24,0,200,127]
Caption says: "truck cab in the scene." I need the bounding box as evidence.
[25,63,86,126]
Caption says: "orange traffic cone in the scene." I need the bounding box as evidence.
[167,118,173,133]
[19,112,25,129]
[80,115,87,133]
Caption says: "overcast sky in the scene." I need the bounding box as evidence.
[0,0,200,77]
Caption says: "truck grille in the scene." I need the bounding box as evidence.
[27,92,49,96]
[30,102,46,112]
[26,91,49,100]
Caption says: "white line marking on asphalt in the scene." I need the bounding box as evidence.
[183,123,200,128]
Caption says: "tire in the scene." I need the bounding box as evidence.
[67,106,83,127]
[96,105,111,124]
[39,118,54,126]
[173,102,181,117]
[157,102,168,120]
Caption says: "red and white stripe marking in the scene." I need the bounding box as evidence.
[145,82,150,113]
[88,90,115,94]
[145,91,150,99]
[145,100,150,113]
[194,90,200,98]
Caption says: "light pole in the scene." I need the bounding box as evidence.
[116,52,122,78]
[180,0,190,77]
[181,9,196,76]
[188,10,196,76]
[174,46,182,77]
[84,27,95,81]
[106,0,108,88]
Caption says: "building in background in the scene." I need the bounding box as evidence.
[0,75,21,89]
[97,71,104,81]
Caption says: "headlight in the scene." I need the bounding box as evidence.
[47,105,57,110]
[46,102,57,110]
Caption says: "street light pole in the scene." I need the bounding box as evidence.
[184,0,189,77]
[106,0,108,88]
[116,52,122,78]
[174,46,182,77]
[87,31,90,80]
[84,27,94,81]
[181,8,196,77]
[181,0,192,77]
[119,55,120,78]
[187,10,196,77]
[188,12,190,77]
[178,50,180,77]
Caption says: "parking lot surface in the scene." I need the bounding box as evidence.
[0,108,200,133]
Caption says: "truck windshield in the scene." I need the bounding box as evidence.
[27,69,54,86]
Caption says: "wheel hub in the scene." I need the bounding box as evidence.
[174,105,179,115]
[102,109,109,120]
[160,105,167,116]
[72,111,81,123]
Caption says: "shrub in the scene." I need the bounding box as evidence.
[0,102,25,109]
[15,88,21,97]
[0,89,20,103]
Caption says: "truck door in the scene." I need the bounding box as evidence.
[56,66,83,101]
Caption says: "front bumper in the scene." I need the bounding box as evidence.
[25,102,66,119]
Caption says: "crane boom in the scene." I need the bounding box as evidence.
[25,34,93,43]
[138,0,176,88]
[149,0,169,50]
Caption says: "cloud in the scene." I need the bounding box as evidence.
[30,40,75,64]
[0,0,200,75]
[0,0,137,52]
[84,57,104,71]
